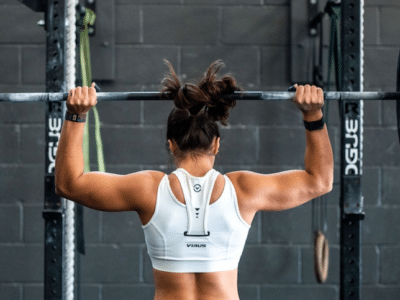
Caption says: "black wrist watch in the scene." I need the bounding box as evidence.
[65,111,87,123]
[303,117,325,131]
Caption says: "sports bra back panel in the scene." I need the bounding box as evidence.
[142,168,251,273]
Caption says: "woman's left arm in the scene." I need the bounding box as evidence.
[55,84,153,212]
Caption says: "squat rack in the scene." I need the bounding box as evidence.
[3,0,400,299]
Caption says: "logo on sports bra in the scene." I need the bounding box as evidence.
[187,244,206,248]
[194,184,201,192]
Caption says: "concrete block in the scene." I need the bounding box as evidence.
[0,84,44,93]
[264,0,289,4]
[364,128,400,166]
[187,0,260,4]
[218,128,257,164]
[0,102,46,124]
[0,0,20,4]
[0,125,19,163]
[238,285,259,300]
[362,167,380,206]
[100,127,168,164]
[115,47,178,85]
[362,207,400,244]
[231,100,301,126]
[117,0,179,3]
[23,284,100,300]
[382,99,397,126]
[0,245,43,282]
[363,99,381,126]
[382,168,400,205]
[103,285,155,300]
[364,48,399,89]
[0,166,44,204]
[0,46,19,84]
[362,287,400,300]
[143,100,175,125]
[362,246,379,284]
[261,47,291,87]
[222,6,289,45]
[0,6,45,44]
[81,245,140,283]
[261,201,339,245]
[246,212,260,244]
[260,286,337,300]
[259,128,306,165]
[20,125,45,164]
[102,211,145,243]
[262,204,312,244]
[82,206,101,243]
[380,246,400,284]
[181,46,259,88]
[364,7,379,45]
[302,245,340,284]
[23,285,42,300]
[365,0,400,4]
[23,205,43,243]
[79,285,101,300]
[238,245,299,284]
[143,6,219,45]
[143,248,154,283]
[95,100,141,125]
[115,5,140,44]
[0,285,20,300]
[381,8,400,46]
[21,46,46,84]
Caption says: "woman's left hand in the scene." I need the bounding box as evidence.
[67,82,98,115]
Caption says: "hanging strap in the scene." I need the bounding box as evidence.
[173,168,219,236]
[75,7,106,255]
[77,7,105,174]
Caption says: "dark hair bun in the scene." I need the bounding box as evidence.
[160,59,243,126]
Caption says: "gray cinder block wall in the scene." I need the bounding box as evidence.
[1,0,400,299]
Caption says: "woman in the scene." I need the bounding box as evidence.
[55,60,334,300]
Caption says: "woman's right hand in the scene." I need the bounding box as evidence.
[292,84,324,117]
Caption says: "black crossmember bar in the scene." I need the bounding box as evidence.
[1,91,400,102]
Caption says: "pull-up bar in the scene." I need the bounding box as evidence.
[1,91,400,102]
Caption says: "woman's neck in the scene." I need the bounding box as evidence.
[177,155,215,177]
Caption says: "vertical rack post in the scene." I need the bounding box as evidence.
[42,0,67,299]
[339,0,365,299]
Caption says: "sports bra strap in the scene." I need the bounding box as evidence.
[172,168,220,236]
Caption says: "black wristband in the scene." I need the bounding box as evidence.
[303,117,324,131]
[65,111,87,123]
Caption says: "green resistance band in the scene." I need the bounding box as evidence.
[77,8,106,174]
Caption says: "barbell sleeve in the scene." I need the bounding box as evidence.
[0,91,400,102]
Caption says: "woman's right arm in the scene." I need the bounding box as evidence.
[228,85,334,212]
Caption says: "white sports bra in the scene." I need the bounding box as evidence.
[142,168,251,273]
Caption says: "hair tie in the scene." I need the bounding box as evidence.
[188,104,206,116]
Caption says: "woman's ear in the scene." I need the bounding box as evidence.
[214,137,220,154]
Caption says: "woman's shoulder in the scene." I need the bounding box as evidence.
[145,170,167,183]
[224,171,248,194]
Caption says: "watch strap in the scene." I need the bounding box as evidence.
[65,111,87,123]
[303,117,324,131]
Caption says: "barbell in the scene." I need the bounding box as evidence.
[0,90,400,102]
